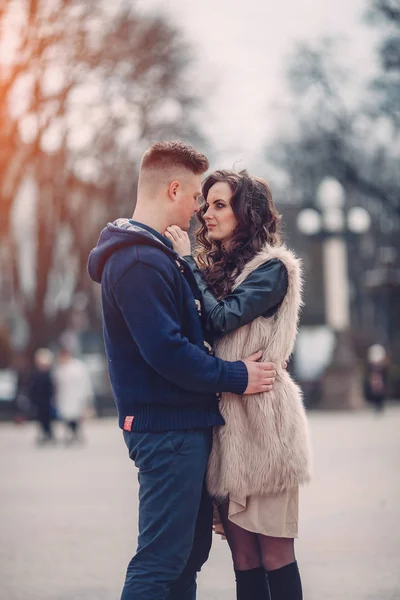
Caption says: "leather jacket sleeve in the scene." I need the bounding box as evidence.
[182,256,288,338]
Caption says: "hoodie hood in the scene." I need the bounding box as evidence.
[87,218,176,283]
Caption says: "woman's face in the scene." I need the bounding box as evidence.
[203,182,238,247]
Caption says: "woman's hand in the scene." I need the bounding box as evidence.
[165,226,192,256]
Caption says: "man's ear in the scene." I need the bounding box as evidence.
[168,180,180,201]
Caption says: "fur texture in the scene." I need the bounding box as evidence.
[207,244,312,499]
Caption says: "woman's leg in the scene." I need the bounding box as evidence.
[258,535,302,600]
[218,502,269,599]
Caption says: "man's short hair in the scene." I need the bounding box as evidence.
[141,141,209,175]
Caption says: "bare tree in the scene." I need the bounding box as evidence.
[266,33,400,218]
[0,0,206,351]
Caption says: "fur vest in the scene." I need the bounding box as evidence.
[207,244,312,499]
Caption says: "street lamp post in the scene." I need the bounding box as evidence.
[297,177,371,409]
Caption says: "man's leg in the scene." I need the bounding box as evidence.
[70,420,79,439]
[42,408,54,441]
[167,483,213,600]
[121,428,211,600]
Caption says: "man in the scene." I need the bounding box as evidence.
[87,141,277,600]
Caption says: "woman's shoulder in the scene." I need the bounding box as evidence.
[262,244,302,279]
[263,243,300,263]
[232,245,301,292]
[244,245,300,274]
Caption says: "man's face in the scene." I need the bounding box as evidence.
[171,173,203,231]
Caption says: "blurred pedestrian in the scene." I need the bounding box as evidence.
[364,344,389,413]
[29,348,55,444]
[168,169,311,600]
[54,347,94,444]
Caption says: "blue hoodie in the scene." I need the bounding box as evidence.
[87,219,248,432]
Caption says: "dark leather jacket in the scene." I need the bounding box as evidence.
[182,256,288,340]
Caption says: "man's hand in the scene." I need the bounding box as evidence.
[242,351,276,394]
[165,225,191,256]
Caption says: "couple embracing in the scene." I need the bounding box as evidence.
[88,141,311,600]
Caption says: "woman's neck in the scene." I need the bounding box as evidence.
[220,237,232,252]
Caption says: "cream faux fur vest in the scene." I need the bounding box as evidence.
[207,244,312,499]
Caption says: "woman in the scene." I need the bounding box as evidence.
[165,169,311,600]
[54,346,94,444]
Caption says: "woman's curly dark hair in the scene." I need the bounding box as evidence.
[195,169,282,299]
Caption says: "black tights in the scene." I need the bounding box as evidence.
[219,502,302,600]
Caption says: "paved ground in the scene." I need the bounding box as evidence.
[0,406,399,600]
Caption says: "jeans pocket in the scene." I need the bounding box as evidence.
[169,429,188,453]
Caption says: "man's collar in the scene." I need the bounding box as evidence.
[129,220,173,249]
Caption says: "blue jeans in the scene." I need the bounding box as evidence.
[121,428,213,600]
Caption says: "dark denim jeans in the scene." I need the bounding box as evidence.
[121,428,213,600]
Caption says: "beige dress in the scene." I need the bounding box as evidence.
[213,488,299,539]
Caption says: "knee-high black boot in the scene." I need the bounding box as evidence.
[234,566,270,600]
[267,561,303,600]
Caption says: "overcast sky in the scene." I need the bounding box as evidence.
[136,0,377,171]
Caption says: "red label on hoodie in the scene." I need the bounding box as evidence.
[123,416,134,431]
